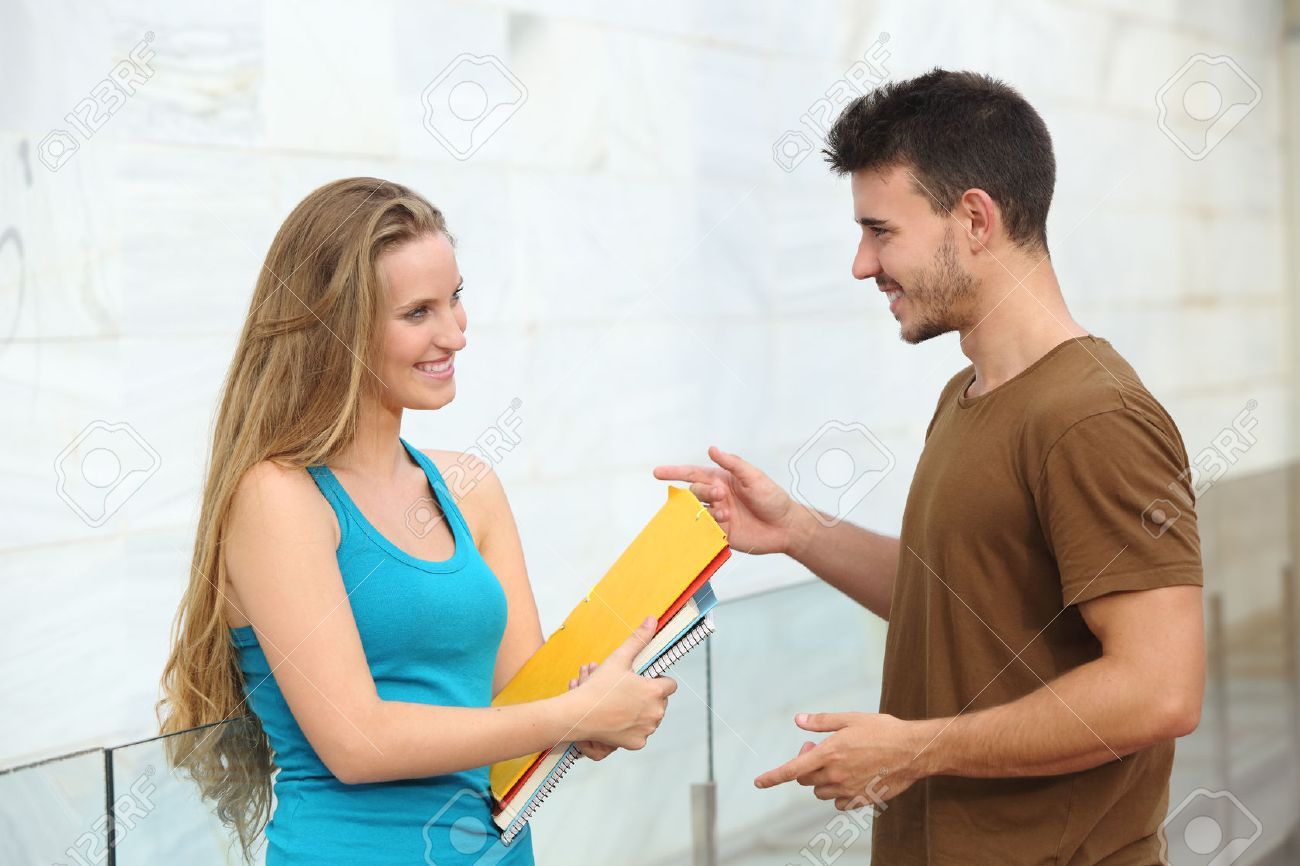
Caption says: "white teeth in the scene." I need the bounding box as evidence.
[886,290,902,302]
[416,359,452,373]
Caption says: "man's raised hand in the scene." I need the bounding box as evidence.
[653,446,801,556]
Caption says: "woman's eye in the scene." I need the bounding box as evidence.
[451,287,463,305]
[405,306,428,321]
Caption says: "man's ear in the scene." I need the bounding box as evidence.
[954,188,999,253]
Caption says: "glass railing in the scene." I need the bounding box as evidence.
[0,746,106,865]
[1,578,1297,865]
[702,581,885,865]
[108,716,268,866]
[0,716,270,866]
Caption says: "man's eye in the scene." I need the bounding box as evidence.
[451,287,463,304]
[871,227,888,238]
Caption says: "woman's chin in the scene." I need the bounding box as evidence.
[416,387,456,410]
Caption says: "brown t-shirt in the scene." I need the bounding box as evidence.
[872,336,1204,866]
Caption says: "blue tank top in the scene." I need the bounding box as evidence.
[229,438,536,865]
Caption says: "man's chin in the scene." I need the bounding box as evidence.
[899,320,951,345]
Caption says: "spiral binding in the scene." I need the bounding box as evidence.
[642,615,715,677]
[499,614,717,846]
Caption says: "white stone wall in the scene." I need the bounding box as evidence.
[0,0,1293,859]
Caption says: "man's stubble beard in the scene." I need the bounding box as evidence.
[900,226,979,345]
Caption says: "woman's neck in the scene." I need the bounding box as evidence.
[331,399,408,481]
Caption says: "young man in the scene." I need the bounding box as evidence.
[656,69,1205,865]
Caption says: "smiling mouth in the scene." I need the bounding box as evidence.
[878,280,904,307]
[414,356,454,378]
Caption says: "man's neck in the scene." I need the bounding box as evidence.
[957,264,1090,399]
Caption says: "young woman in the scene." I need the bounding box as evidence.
[156,177,676,865]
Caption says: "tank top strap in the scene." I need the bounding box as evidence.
[304,463,357,546]
[398,438,474,543]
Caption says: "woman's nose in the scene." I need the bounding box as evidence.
[434,316,467,352]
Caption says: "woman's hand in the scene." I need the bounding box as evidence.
[569,663,617,761]
[567,616,677,750]
[654,446,803,556]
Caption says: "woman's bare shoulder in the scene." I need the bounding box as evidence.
[222,459,341,629]
[226,460,340,560]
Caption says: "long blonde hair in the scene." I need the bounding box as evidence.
[155,177,451,860]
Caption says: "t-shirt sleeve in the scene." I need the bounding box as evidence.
[1033,407,1204,606]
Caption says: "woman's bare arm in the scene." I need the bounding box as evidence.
[224,460,672,785]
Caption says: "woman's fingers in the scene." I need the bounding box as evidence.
[585,738,613,759]
[571,662,599,692]
[578,738,615,761]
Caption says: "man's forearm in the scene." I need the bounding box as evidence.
[914,653,1200,779]
[785,507,898,620]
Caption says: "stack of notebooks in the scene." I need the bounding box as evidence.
[488,486,731,844]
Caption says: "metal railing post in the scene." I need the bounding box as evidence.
[1282,564,1300,858]
[104,747,117,866]
[1208,593,1233,836]
[692,638,718,866]
[691,782,718,866]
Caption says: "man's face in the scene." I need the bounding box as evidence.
[850,165,978,344]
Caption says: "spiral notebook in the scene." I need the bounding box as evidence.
[487,486,730,844]
[494,595,717,843]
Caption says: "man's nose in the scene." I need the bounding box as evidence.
[852,238,881,281]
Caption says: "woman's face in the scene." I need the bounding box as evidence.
[374,231,467,412]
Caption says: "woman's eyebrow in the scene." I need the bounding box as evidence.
[396,277,464,309]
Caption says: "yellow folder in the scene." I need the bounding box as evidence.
[489,485,729,802]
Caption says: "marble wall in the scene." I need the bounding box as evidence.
[1,0,1295,859]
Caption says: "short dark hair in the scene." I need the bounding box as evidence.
[824,68,1055,251]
